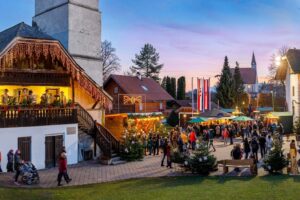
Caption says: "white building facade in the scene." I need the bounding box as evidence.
[0,124,78,172]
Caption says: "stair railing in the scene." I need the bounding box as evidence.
[76,103,113,158]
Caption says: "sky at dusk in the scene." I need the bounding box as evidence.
[1,0,300,89]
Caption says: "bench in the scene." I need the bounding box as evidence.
[217,159,257,175]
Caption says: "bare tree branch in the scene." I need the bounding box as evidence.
[100,40,121,81]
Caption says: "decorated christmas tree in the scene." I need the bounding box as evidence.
[186,144,217,175]
[263,134,287,174]
[119,130,144,161]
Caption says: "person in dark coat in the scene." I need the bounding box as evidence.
[250,137,259,161]
[243,138,251,159]
[161,138,168,166]
[258,135,266,158]
[153,133,160,155]
[14,150,23,185]
[231,144,242,171]
[6,149,14,172]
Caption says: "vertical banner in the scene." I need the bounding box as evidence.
[208,78,211,111]
[197,78,202,112]
[191,77,194,115]
[204,79,209,110]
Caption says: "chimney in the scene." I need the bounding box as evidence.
[136,71,142,80]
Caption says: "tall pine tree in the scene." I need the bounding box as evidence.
[161,76,167,90]
[216,56,234,108]
[233,62,245,106]
[170,77,177,99]
[177,76,186,100]
[166,76,172,96]
[130,43,163,82]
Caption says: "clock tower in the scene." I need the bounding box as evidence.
[33,0,103,86]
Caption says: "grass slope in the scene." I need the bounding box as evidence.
[1,176,300,200]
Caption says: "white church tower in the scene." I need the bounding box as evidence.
[33,0,103,86]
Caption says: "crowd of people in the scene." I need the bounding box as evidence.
[136,120,287,171]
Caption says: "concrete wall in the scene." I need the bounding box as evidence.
[0,124,78,172]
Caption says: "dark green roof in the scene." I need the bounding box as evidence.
[0,22,54,53]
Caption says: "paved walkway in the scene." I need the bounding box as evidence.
[0,136,294,188]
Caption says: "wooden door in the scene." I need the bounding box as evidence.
[45,135,64,168]
[54,135,64,166]
[18,137,31,162]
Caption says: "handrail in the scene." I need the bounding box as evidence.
[75,103,119,158]
[0,106,77,128]
[96,122,120,153]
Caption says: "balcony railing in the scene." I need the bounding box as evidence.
[0,105,77,128]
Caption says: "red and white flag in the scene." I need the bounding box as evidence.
[197,78,202,112]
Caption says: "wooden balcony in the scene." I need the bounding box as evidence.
[0,106,77,128]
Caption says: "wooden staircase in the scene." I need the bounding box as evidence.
[76,103,120,160]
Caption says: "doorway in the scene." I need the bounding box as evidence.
[45,135,63,168]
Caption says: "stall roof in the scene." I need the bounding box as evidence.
[269,112,293,117]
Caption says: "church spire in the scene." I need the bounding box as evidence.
[251,52,256,69]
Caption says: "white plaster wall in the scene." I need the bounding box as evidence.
[75,58,103,86]
[286,68,291,113]
[0,124,78,172]
[68,4,101,58]
[288,71,300,121]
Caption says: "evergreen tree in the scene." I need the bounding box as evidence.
[166,76,172,95]
[187,144,217,175]
[177,76,186,100]
[167,110,179,127]
[216,56,234,108]
[170,77,177,99]
[263,135,287,174]
[130,43,163,82]
[161,76,167,90]
[233,62,245,106]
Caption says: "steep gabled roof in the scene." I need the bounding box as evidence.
[286,49,300,73]
[0,22,54,53]
[230,68,257,84]
[104,74,174,101]
[275,49,300,80]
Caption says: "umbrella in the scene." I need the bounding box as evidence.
[232,116,254,121]
[188,117,207,123]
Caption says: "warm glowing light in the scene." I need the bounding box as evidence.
[276,61,281,66]
[183,114,187,118]
[275,56,281,62]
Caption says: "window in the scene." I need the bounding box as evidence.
[141,85,148,91]
[292,86,295,97]
[114,87,119,94]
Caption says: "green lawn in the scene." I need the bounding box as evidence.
[1,176,300,200]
